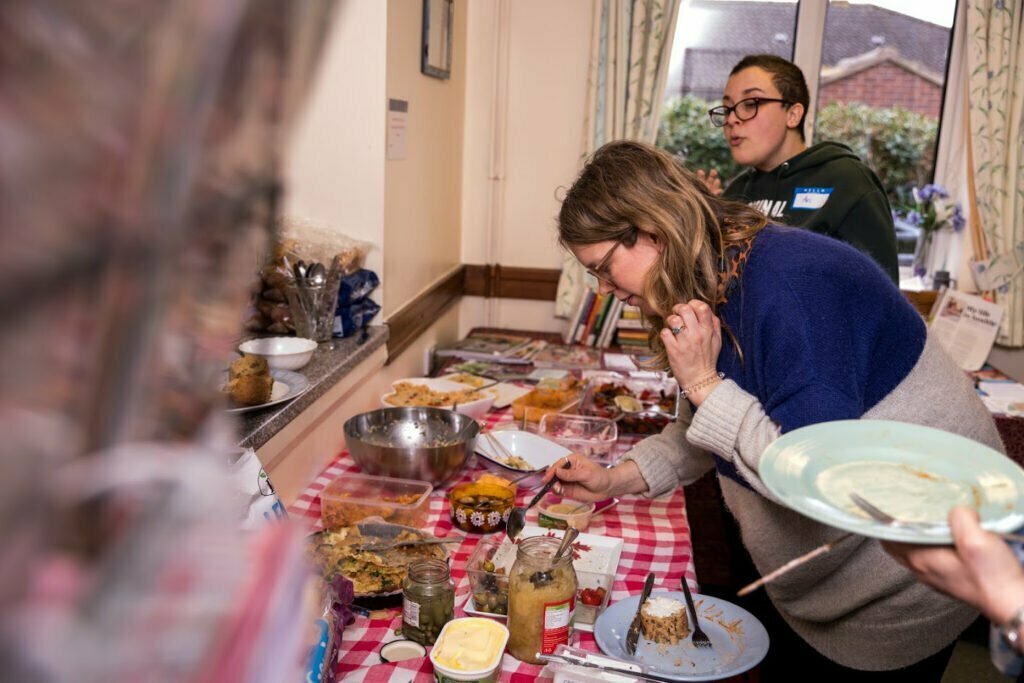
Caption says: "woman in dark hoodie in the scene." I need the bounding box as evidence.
[705,54,900,282]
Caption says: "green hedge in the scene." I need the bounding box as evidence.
[656,95,938,200]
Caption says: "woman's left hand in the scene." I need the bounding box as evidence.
[661,300,722,405]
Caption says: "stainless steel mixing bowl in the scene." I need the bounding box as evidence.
[343,407,480,485]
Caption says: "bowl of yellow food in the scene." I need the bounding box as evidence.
[381,378,495,420]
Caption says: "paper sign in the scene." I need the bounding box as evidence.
[929,289,1005,371]
[387,98,408,160]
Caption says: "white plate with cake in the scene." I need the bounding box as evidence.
[593,590,768,681]
[221,368,310,414]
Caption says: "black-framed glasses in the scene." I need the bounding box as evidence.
[585,240,623,286]
[708,97,791,127]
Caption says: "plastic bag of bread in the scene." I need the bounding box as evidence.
[244,218,373,334]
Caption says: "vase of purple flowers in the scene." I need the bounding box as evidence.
[898,184,966,281]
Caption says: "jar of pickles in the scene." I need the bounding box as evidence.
[507,536,577,663]
[402,558,454,646]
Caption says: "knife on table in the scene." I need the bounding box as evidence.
[625,571,656,655]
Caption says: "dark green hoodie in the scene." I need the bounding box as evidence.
[722,141,899,282]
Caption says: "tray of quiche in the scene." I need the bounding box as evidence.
[308,519,450,597]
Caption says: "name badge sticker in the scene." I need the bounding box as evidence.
[792,187,832,210]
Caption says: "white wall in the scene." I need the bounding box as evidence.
[283,0,595,349]
[283,0,387,288]
[460,0,594,336]
[385,0,467,320]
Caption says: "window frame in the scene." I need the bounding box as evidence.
[792,0,960,187]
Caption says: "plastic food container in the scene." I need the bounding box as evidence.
[536,493,594,531]
[429,618,510,682]
[510,386,580,425]
[573,570,613,626]
[465,538,511,616]
[319,472,432,529]
[580,373,679,435]
[538,414,617,465]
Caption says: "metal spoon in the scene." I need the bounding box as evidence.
[307,262,327,286]
[506,459,572,540]
[529,526,580,586]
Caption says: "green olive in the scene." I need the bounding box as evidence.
[483,560,496,573]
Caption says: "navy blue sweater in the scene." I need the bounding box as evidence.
[713,226,926,482]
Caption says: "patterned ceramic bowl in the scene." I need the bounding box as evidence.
[448,481,515,534]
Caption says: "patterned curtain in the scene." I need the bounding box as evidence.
[554,0,683,317]
[966,0,1024,345]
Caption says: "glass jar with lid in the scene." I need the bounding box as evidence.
[507,536,578,663]
[402,558,454,646]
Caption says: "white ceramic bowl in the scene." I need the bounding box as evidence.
[381,378,495,420]
[238,336,317,371]
[474,428,571,475]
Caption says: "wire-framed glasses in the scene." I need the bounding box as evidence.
[585,240,623,286]
[708,97,790,127]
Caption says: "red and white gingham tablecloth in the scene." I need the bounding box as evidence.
[290,409,696,682]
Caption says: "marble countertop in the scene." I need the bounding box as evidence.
[235,326,388,450]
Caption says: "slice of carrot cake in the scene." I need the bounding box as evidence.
[640,596,689,645]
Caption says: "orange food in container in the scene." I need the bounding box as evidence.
[319,472,432,529]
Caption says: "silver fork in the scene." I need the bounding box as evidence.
[849,493,1024,542]
[680,575,712,649]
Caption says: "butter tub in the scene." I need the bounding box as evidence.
[429,617,509,682]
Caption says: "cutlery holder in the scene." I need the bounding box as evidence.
[285,281,339,342]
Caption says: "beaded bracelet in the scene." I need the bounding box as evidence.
[681,371,725,398]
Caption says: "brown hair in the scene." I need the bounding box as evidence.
[729,54,809,140]
[558,140,767,370]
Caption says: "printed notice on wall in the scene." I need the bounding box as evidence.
[387,98,408,160]
[928,289,1005,371]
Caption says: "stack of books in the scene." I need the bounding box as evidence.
[564,288,626,348]
[615,305,649,350]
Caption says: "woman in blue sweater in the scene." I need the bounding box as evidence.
[548,140,1005,679]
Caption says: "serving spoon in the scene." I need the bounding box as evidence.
[529,526,580,587]
[505,459,572,540]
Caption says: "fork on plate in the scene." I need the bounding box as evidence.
[680,575,712,649]
[849,493,1024,543]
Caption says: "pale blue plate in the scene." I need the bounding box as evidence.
[759,420,1024,544]
[593,591,768,681]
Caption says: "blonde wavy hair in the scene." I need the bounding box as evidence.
[558,140,769,370]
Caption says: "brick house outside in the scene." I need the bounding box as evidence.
[668,0,950,117]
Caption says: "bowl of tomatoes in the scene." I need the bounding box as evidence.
[575,571,613,626]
